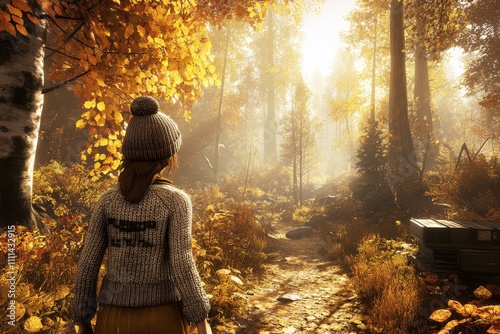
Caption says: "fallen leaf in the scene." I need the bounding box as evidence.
[444,319,460,330]
[430,309,452,323]
[24,316,43,333]
[474,286,492,300]
[448,300,466,316]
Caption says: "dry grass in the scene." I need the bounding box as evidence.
[349,234,423,333]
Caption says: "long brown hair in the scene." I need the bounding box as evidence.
[118,154,178,203]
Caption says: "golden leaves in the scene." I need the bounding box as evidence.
[41,0,282,176]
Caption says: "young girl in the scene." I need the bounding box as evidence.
[72,96,212,334]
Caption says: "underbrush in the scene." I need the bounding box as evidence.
[348,234,422,333]
[428,155,500,219]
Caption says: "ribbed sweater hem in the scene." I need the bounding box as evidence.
[98,279,180,307]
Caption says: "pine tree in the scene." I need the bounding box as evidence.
[352,120,386,201]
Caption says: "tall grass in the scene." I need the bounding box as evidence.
[349,234,423,333]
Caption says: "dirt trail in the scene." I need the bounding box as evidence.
[231,220,368,334]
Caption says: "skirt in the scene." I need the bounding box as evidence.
[95,303,194,334]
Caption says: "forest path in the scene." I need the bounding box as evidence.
[230,219,368,334]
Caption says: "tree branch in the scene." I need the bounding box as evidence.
[44,46,80,61]
[42,70,91,94]
[64,21,85,44]
[55,15,84,21]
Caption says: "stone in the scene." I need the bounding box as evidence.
[285,227,313,240]
[277,293,302,302]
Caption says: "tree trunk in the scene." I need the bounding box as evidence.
[414,44,432,135]
[213,27,230,183]
[0,3,48,233]
[299,107,303,207]
[388,0,415,179]
[291,105,298,205]
[264,9,277,163]
[414,43,437,169]
[371,16,378,121]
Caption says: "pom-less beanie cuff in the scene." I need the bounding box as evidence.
[122,96,182,162]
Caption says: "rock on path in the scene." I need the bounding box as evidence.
[227,220,368,334]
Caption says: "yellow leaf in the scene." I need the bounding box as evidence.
[114,111,123,123]
[76,119,86,129]
[97,101,105,111]
[444,319,460,330]
[464,303,478,317]
[99,153,106,160]
[430,309,452,323]
[96,77,105,87]
[448,300,465,316]
[15,301,25,321]
[24,316,43,333]
[103,155,114,164]
[111,159,121,170]
[107,145,117,154]
[54,285,70,301]
[101,165,111,173]
[137,25,146,38]
[99,138,108,146]
[94,162,101,169]
[125,23,134,39]
[84,100,95,109]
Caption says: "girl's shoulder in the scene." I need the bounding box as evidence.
[150,183,191,203]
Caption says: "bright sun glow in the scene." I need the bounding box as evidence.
[300,0,357,81]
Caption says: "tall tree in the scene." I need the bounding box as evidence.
[458,0,500,136]
[327,48,363,171]
[388,0,415,181]
[280,79,318,206]
[405,0,465,166]
[0,0,308,229]
[342,0,391,122]
[251,5,303,163]
[264,9,277,162]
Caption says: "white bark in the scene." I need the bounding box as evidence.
[0,4,47,230]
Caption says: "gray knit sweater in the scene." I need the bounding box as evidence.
[72,184,210,324]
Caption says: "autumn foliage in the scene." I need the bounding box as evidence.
[0,0,311,180]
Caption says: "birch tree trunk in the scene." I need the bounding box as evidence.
[0,2,48,232]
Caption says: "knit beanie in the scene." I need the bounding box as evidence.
[122,96,181,161]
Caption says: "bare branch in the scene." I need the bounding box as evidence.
[44,46,80,61]
[64,21,85,44]
[42,70,91,94]
[55,15,84,21]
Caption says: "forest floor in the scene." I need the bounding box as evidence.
[220,219,369,334]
